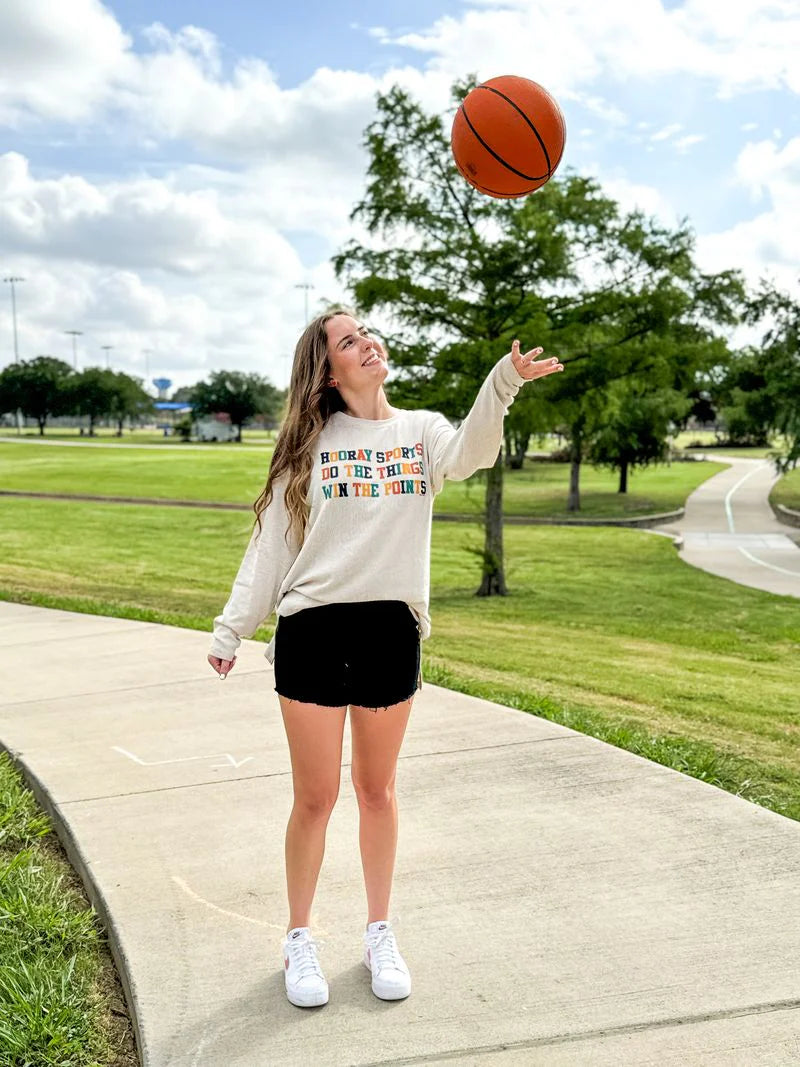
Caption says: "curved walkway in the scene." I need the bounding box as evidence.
[652,454,800,598]
[2,452,800,1064]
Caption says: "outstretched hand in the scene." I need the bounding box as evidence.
[510,340,564,380]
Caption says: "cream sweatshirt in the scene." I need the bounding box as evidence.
[209,350,529,665]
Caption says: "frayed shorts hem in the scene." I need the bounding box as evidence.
[274,682,420,713]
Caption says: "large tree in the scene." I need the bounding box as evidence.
[191,370,282,442]
[0,356,74,434]
[333,79,744,595]
[742,284,800,472]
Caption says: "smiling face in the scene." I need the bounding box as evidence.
[325,313,388,392]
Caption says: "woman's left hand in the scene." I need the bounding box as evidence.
[510,340,564,380]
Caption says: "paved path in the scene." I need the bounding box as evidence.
[2,450,800,1064]
[652,453,800,598]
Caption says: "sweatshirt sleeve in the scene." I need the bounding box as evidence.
[426,350,528,496]
[208,476,299,661]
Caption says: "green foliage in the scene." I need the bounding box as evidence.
[190,370,283,441]
[0,357,74,433]
[332,78,747,511]
[742,284,800,472]
[588,383,691,489]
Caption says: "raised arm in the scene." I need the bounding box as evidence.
[426,341,563,496]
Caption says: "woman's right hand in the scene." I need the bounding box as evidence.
[208,653,237,679]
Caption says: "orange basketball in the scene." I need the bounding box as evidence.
[451,75,566,199]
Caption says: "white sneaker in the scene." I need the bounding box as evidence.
[362,917,411,1000]
[282,927,329,1007]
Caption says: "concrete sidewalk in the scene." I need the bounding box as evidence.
[653,454,800,598]
[2,599,800,1066]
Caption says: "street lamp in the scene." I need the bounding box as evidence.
[3,276,24,362]
[294,282,314,325]
[64,330,82,370]
[290,282,315,388]
[143,348,153,392]
[101,345,113,369]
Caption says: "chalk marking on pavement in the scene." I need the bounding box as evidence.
[737,547,800,578]
[172,875,331,941]
[112,746,253,769]
[724,462,771,533]
[172,875,277,929]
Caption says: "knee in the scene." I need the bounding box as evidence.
[352,781,395,810]
[293,790,339,819]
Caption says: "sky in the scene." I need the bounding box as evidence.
[0,0,798,393]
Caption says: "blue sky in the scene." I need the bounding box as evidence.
[0,0,797,389]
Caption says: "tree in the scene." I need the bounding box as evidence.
[743,284,800,472]
[63,367,121,435]
[335,81,621,595]
[190,371,282,442]
[107,372,155,435]
[529,200,745,507]
[333,78,745,596]
[0,356,74,434]
[588,383,691,492]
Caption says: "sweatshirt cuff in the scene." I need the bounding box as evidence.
[209,620,242,661]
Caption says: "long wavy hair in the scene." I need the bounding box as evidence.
[252,304,370,550]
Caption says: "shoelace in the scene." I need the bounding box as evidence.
[286,934,326,981]
[366,915,403,972]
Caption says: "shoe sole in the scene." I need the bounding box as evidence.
[362,955,411,999]
[286,985,329,1007]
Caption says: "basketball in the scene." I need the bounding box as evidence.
[451,75,567,199]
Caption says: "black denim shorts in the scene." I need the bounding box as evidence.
[273,600,422,711]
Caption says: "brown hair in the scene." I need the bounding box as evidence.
[252,304,360,550]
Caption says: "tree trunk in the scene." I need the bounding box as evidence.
[618,459,628,493]
[38,417,46,436]
[477,448,507,596]
[567,434,582,512]
[236,423,243,443]
[505,430,530,470]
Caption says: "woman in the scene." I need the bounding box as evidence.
[207,307,564,1009]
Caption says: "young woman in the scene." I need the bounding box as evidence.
[207,307,564,1008]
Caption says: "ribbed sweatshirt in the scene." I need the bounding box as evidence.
[209,351,529,665]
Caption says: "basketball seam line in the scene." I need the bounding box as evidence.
[476,84,554,177]
[459,99,549,184]
[454,156,524,198]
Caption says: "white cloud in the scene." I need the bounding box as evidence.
[1,0,799,388]
[651,122,684,142]
[697,136,800,296]
[0,0,130,124]
[0,152,302,276]
[372,0,800,98]
[674,134,706,152]
[600,175,676,225]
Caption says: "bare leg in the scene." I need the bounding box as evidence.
[349,697,414,927]
[278,695,348,932]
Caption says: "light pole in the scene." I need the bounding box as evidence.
[64,330,82,370]
[294,282,314,325]
[101,345,113,369]
[3,276,24,362]
[290,282,315,388]
[143,349,153,392]
[3,276,24,434]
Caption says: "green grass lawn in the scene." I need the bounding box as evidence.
[2,496,798,821]
[0,427,276,446]
[770,466,800,512]
[0,440,736,518]
[0,751,137,1065]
